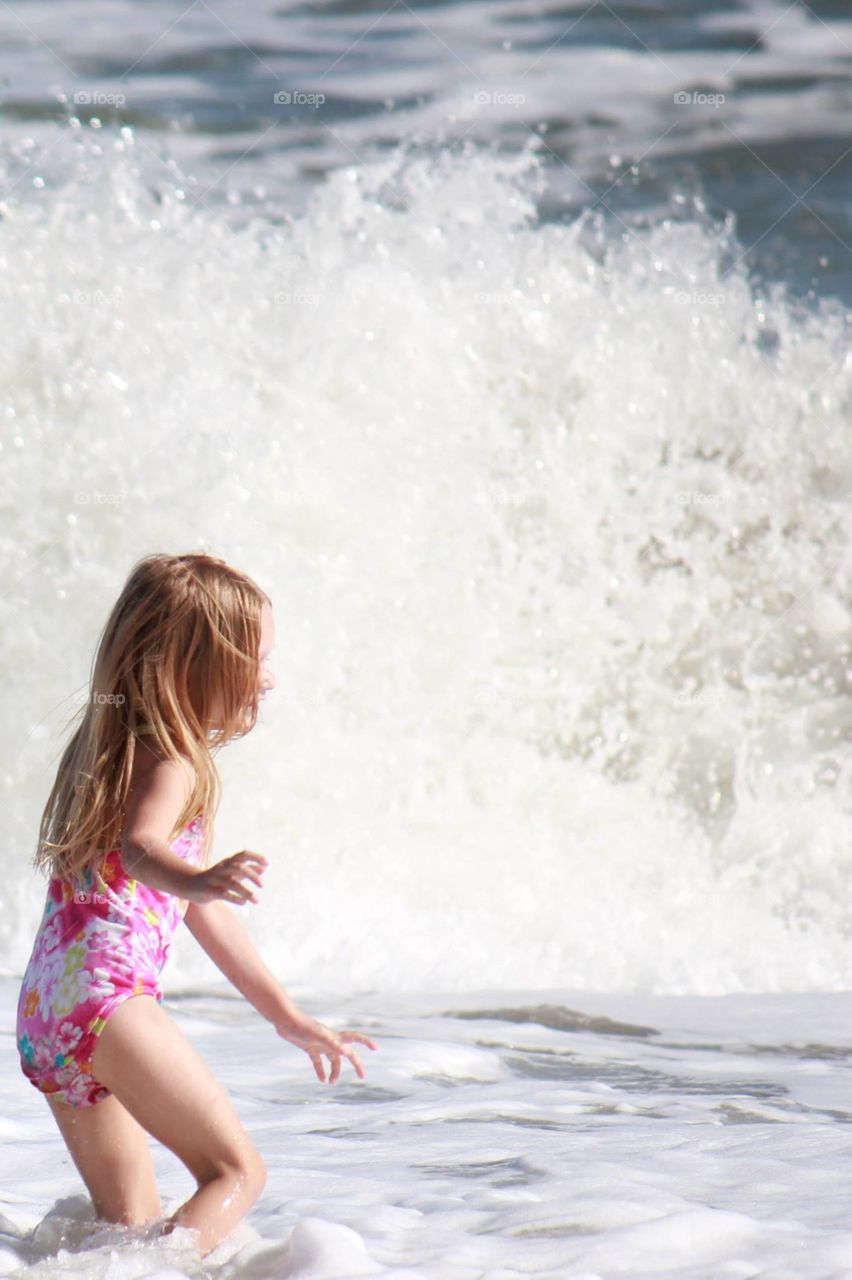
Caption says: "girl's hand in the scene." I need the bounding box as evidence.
[189,850,268,905]
[275,1010,379,1084]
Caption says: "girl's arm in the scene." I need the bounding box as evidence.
[184,899,300,1027]
[183,900,379,1083]
[132,752,376,1079]
[122,753,264,904]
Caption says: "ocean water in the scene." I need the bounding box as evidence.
[0,0,851,1274]
[8,983,852,1278]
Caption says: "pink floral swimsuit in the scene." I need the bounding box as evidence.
[16,813,205,1108]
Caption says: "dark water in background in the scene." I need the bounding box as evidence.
[1,0,851,304]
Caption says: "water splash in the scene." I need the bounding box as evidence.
[1,124,850,995]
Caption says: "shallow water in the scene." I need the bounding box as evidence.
[6,980,852,1278]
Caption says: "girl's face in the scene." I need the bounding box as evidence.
[207,599,276,734]
[254,599,276,708]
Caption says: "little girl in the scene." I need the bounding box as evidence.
[15,551,378,1259]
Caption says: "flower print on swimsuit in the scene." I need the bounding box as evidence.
[59,1066,109,1108]
[85,928,114,952]
[40,918,66,955]
[61,942,88,978]
[50,967,90,1019]
[55,1020,84,1059]
[19,1033,35,1067]
[32,1034,58,1073]
[88,966,116,1002]
[125,923,165,974]
[51,936,96,1016]
[32,949,67,1016]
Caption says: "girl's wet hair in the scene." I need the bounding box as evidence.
[34,552,271,884]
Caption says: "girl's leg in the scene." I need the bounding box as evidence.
[90,993,266,1258]
[46,1092,162,1224]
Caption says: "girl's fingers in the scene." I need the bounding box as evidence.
[204,869,262,902]
[219,870,262,902]
[315,1041,366,1081]
[225,880,252,901]
[340,1032,378,1050]
[229,864,264,885]
[234,852,268,869]
[341,1048,365,1080]
[236,863,266,878]
[223,882,255,904]
[288,1026,379,1084]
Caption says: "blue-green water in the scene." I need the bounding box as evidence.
[0,0,851,302]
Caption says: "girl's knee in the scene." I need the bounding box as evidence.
[247,1149,267,1198]
[234,1143,266,1195]
[205,1144,266,1199]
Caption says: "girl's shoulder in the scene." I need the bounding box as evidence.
[124,736,200,842]
[131,736,197,787]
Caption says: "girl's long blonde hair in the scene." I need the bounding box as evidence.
[34,552,271,885]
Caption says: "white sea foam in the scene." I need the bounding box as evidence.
[6,982,852,1277]
[0,125,849,997]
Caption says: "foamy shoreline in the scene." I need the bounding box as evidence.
[5,979,852,1277]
